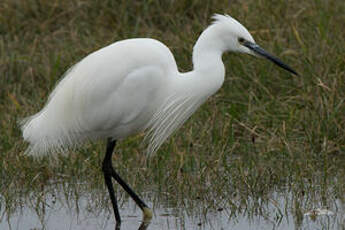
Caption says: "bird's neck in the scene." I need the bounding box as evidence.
[190,26,226,92]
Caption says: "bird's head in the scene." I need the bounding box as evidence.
[209,14,298,75]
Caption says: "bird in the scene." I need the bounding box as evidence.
[21,14,298,227]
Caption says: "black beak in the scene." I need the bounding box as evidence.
[243,41,298,76]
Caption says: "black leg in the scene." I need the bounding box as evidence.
[102,138,153,227]
[102,139,122,226]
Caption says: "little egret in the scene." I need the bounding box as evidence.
[21,14,297,226]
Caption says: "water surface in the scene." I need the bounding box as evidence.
[1,186,343,230]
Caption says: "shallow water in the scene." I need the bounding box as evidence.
[1,187,343,230]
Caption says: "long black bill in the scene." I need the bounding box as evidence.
[243,41,298,76]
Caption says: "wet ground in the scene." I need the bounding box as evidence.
[1,186,343,230]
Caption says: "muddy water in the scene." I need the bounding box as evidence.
[0,188,343,230]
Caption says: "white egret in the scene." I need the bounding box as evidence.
[21,14,298,226]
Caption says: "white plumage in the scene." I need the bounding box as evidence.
[21,14,296,156]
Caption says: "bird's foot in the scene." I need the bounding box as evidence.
[142,207,153,221]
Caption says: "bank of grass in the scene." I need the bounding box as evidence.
[1,0,345,219]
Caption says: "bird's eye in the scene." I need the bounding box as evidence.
[238,37,245,44]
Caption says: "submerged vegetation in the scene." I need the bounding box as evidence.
[1,0,344,229]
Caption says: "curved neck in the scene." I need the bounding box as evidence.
[189,25,226,92]
[192,24,228,73]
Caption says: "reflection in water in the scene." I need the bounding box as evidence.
[0,185,344,230]
[138,220,151,230]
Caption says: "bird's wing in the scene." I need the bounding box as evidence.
[77,64,166,137]
[21,63,167,156]
[21,38,178,156]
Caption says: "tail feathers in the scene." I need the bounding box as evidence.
[20,111,81,156]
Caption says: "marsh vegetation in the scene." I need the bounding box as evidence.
[1,0,344,229]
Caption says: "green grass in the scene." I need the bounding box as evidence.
[1,0,345,227]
